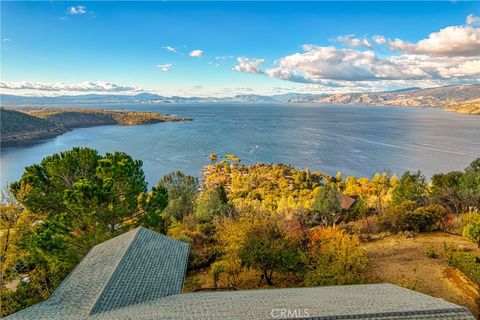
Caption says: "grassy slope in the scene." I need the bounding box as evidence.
[29,108,190,127]
[184,232,479,316]
[1,108,191,147]
[1,109,59,133]
[362,232,479,317]
[445,99,480,115]
[0,109,66,146]
[314,84,480,114]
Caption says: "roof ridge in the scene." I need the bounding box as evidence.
[87,228,142,315]
[87,227,190,314]
[306,307,472,319]
[48,228,141,306]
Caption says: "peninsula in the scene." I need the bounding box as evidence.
[0,108,191,147]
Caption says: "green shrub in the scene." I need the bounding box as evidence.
[210,261,225,287]
[0,282,43,317]
[448,251,480,286]
[304,228,368,286]
[425,248,438,259]
[378,201,415,232]
[462,212,480,247]
[379,203,446,233]
[403,205,445,232]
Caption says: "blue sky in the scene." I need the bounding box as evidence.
[1,1,479,96]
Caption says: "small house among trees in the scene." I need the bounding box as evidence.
[338,193,358,210]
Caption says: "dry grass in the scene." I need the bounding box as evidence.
[362,232,479,316]
[183,232,479,316]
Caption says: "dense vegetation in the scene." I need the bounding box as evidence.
[30,108,191,126]
[0,108,191,147]
[0,109,66,146]
[445,99,480,115]
[1,148,479,316]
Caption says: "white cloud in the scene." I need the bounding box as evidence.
[2,38,12,42]
[382,25,480,57]
[233,57,265,74]
[335,35,372,48]
[0,81,141,92]
[189,49,203,58]
[467,14,480,26]
[163,46,177,53]
[372,35,386,45]
[156,64,172,72]
[233,16,480,88]
[67,5,87,15]
[235,87,254,92]
[236,45,479,86]
[388,54,468,79]
[264,46,428,83]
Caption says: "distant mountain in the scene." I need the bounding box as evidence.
[384,87,422,93]
[310,84,480,114]
[0,93,165,105]
[1,84,479,114]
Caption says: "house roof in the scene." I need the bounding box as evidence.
[7,227,474,320]
[338,193,357,210]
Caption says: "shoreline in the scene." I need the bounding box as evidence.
[0,107,192,148]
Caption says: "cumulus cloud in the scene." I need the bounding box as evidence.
[382,25,480,57]
[156,63,172,72]
[335,35,372,48]
[233,57,265,74]
[387,54,480,79]
[234,16,480,88]
[372,35,386,45]
[67,5,87,15]
[467,14,480,26]
[237,46,479,86]
[163,46,176,53]
[264,45,428,83]
[275,46,478,84]
[0,81,141,92]
[189,49,203,58]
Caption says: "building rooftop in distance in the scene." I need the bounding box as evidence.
[7,227,474,320]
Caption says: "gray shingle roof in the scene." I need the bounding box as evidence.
[6,227,474,320]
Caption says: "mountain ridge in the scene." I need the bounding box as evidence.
[1,84,479,114]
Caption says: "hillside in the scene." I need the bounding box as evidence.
[0,109,66,147]
[184,232,480,317]
[310,84,480,114]
[0,108,191,147]
[1,84,479,114]
[362,232,480,317]
[445,99,480,115]
[29,108,190,127]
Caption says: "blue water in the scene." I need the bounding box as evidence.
[1,104,479,188]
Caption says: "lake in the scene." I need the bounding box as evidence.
[1,104,479,188]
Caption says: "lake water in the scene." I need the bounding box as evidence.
[1,104,479,188]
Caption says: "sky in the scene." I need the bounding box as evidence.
[1,1,479,97]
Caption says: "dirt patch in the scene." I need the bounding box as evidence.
[362,232,479,317]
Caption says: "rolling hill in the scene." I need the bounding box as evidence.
[1,84,479,114]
